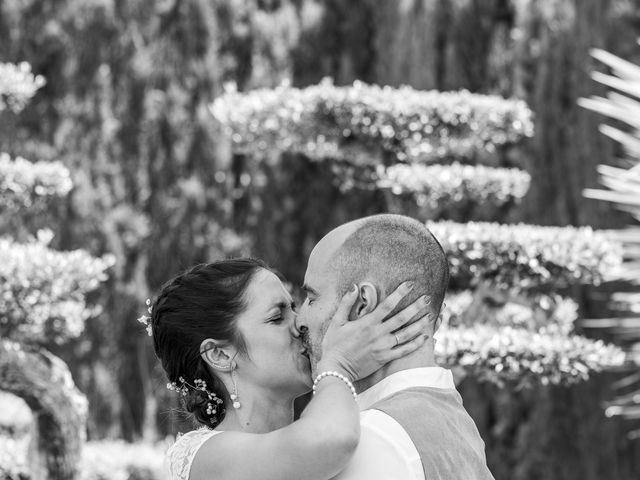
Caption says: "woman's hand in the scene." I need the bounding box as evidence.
[318,282,433,382]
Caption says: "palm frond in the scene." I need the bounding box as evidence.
[580,46,640,435]
[590,48,640,81]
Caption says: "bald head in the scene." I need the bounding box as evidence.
[309,214,450,315]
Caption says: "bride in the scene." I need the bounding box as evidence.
[148,258,430,480]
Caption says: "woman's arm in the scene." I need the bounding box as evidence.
[190,283,430,480]
[191,360,359,480]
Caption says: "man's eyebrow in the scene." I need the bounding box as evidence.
[302,284,318,296]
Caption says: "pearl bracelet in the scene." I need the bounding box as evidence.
[312,371,357,400]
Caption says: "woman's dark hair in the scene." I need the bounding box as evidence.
[151,258,268,428]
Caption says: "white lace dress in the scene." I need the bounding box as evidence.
[165,428,224,480]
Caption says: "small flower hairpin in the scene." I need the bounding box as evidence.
[167,376,224,423]
[137,298,153,336]
[167,376,190,396]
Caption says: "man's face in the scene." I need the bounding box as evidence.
[296,244,344,374]
[297,223,361,373]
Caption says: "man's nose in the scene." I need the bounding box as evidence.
[293,315,307,338]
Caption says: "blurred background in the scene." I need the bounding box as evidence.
[1,1,640,479]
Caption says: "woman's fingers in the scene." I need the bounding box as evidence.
[329,284,359,327]
[385,331,429,361]
[389,335,428,359]
[381,295,431,334]
[390,316,428,347]
[368,281,414,322]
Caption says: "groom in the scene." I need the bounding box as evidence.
[296,214,494,480]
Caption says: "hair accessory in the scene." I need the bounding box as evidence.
[137,299,153,336]
[167,376,224,424]
[312,371,357,400]
[137,315,152,336]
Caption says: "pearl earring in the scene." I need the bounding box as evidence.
[230,369,241,409]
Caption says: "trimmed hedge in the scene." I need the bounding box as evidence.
[435,324,625,388]
[441,289,579,334]
[427,220,623,290]
[436,289,625,387]
[0,62,45,113]
[0,154,73,211]
[211,80,534,164]
[0,235,115,344]
[378,162,530,209]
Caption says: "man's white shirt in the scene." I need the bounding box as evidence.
[333,367,456,480]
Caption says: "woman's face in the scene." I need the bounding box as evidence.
[233,268,312,398]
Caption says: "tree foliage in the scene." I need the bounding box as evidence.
[1,2,639,477]
[0,62,44,113]
[0,59,111,479]
[0,235,113,345]
[214,80,627,388]
[212,80,534,164]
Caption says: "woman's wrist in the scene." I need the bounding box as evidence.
[315,359,354,383]
[312,371,357,399]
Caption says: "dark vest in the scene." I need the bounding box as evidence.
[370,387,495,480]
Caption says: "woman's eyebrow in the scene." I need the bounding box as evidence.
[268,300,292,312]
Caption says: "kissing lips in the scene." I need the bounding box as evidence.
[300,346,310,359]
[300,334,311,359]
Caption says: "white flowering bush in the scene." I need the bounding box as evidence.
[378,162,531,209]
[427,220,623,290]
[78,440,170,480]
[0,61,45,113]
[212,78,625,388]
[442,289,580,335]
[431,227,627,386]
[0,234,115,345]
[0,61,114,480]
[0,436,170,480]
[435,324,625,388]
[211,79,534,164]
[0,153,73,210]
[0,435,29,480]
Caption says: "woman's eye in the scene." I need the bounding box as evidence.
[269,316,283,324]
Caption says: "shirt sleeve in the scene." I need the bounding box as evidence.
[332,409,424,480]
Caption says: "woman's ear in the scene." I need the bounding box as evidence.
[200,339,236,372]
[354,282,378,319]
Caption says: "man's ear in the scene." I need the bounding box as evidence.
[433,312,443,333]
[353,282,378,319]
[200,339,236,372]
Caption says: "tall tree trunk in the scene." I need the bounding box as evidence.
[0,340,87,480]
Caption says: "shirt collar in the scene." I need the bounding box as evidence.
[357,367,455,411]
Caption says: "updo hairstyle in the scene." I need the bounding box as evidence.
[151,258,267,427]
